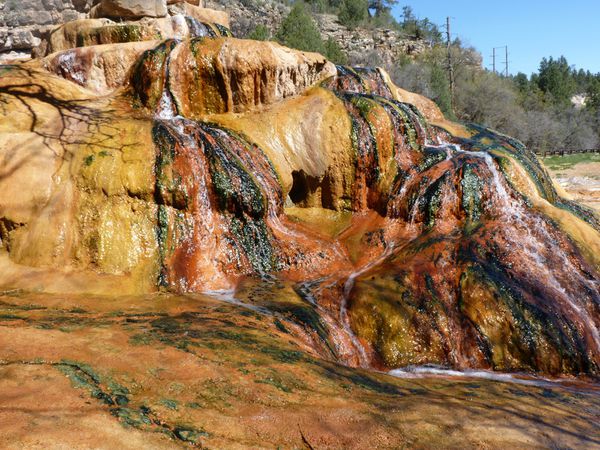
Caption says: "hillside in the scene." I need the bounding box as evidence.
[0,0,432,66]
[205,0,430,65]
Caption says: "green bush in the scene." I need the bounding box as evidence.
[248,24,271,41]
[276,2,325,53]
[324,37,348,64]
[338,0,369,29]
[275,2,348,64]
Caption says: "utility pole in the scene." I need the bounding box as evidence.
[492,46,508,76]
[445,16,455,113]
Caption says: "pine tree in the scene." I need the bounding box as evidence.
[275,2,348,63]
[368,0,398,17]
[339,0,369,29]
[276,2,325,54]
[536,56,577,105]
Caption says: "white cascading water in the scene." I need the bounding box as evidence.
[454,145,600,353]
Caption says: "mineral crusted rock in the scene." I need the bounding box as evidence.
[165,38,336,115]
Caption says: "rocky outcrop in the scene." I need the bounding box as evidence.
[38,14,228,57]
[205,0,430,65]
[204,0,286,37]
[90,0,168,20]
[44,40,160,94]
[168,0,202,5]
[1,0,229,60]
[0,0,95,60]
[316,13,428,65]
[35,8,230,58]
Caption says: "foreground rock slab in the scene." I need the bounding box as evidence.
[0,290,598,449]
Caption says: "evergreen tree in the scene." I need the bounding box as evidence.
[276,2,325,54]
[429,64,453,117]
[247,24,270,41]
[587,78,600,113]
[368,0,398,17]
[275,2,349,63]
[324,37,348,64]
[401,5,417,33]
[339,0,369,29]
[536,56,577,105]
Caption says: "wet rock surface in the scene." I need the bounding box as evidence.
[1,29,600,377]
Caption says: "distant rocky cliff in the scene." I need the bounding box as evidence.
[205,0,428,65]
[1,0,428,65]
[0,0,95,59]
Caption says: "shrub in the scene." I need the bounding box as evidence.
[324,37,348,64]
[338,0,369,29]
[248,24,271,41]
[276,2,325,54]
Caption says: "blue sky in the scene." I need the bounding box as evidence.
[391,1,600,76]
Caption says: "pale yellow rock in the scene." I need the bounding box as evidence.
[0,65,159,291]
[0,133,63,247]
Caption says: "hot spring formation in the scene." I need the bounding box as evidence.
[1,9,599,379]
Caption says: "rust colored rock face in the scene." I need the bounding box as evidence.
[134,38,336,116]
[0,27,599,381]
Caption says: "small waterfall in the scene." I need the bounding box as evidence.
[340,243,396,367]
[185,17,217,38]
[155,51,178,120]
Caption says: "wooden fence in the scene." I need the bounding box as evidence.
[538,148,600,157]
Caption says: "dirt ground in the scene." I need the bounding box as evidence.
[543,154,600,212]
